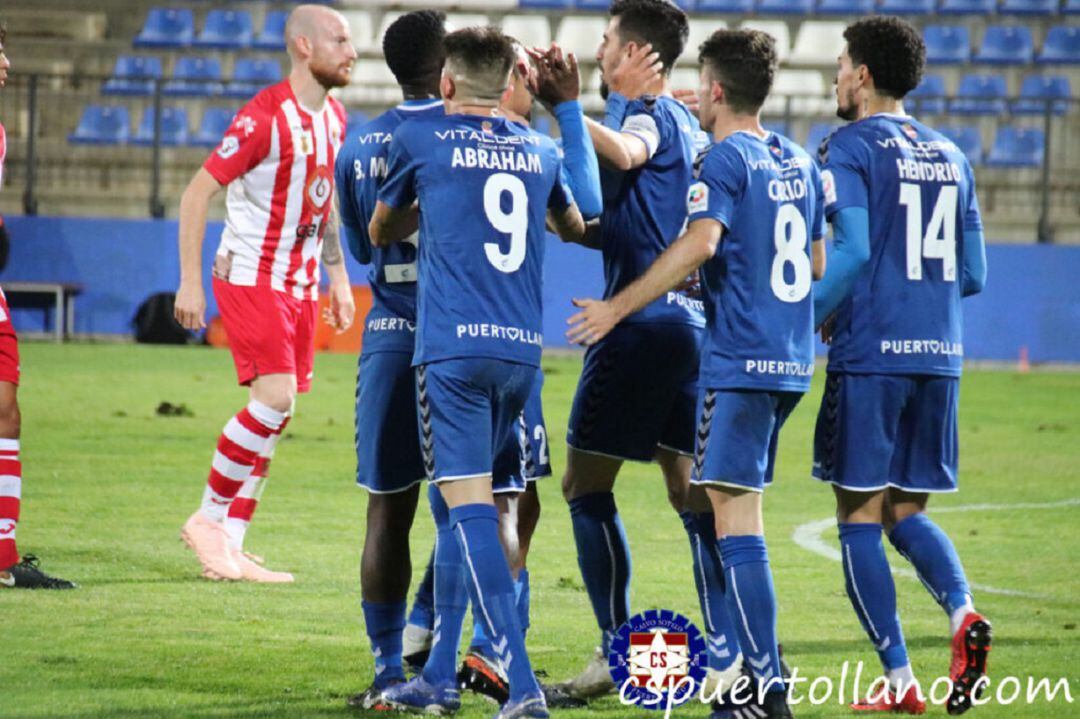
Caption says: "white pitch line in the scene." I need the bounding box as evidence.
[791,498,1080,601]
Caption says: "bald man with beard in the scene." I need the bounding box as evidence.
[174,5,356,582]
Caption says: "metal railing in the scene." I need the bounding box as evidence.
[1,72,1077,241]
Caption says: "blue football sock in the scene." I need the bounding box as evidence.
[407,545,436,632]
[470,609,492,655]
[889,513,972,616]
[421,489,469,687]
[515,568,531,639]
[718,535,784,694]
[839,523,910,671]
[362,600,407,687]
[681,511,740,673]
[568,491,632,652]
[451,503,540,701]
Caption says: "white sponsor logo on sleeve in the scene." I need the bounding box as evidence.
[217,136,240,159]
[821,169,837,206]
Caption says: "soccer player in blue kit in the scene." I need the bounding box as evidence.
[369,27,591,719]
[812,17,989,715]
[567,28,825,719]
[336,15,599,710]
[554,0,740,702]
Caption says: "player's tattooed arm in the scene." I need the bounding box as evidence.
[556,220,602,250]
[369,201,420,248]
[321,201,344,267]
[567,218,721,346]
[549,204,588,247]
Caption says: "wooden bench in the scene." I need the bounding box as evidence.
[2,282,83,343]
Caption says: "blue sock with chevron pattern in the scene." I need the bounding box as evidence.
[421,488,468,687]
[681,511,740,674]
[718,535,785,694]
[839,523,910,672]
[450,503,540,701]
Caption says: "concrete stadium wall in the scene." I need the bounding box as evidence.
[4,215,1079,363]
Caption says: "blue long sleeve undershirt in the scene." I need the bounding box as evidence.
[961,227,987,297]
[553,100,603,220]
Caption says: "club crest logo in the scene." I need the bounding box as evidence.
[609,609,707,710]
[217,135,240,159]
[305,166,333,213]
[481,120,493,134]
[902,123,918,140]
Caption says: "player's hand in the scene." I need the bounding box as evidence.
[819,316,835,345]
[528,43,581,107]
[674,272,701,299]
[323,281,355,334]
[174,282,206,331]
[609,43,662,100]
[673,88,700,116]
[566,298,619,347]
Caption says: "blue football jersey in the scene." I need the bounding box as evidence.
[335,100,444,354]
[601,96,709,327]
[687,131,825,393]
[821,114,982,377]
[379,113,572,368]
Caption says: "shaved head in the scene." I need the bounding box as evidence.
[284,4,356,90]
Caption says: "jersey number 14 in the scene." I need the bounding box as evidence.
[900,182,957,282]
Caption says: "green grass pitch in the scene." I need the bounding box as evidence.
[4,343,1078,718]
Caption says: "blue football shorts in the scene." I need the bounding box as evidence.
[690,387,803,492]
[355,350,425,494]
[567,323,703,462]
[417,358,536,491]
[812,373,959,493]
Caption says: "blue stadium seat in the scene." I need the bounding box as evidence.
[191,108,235,147]
[938,0,996,14]
[576,0,615,10]
[164,57,224,97]
[815,0,874,14]
[1012,75,1071,115]
[924,26,971,64]
[697,0,755,11]
[133,107,190,146]
[950,74,1008,115]
[254,10,288,50]
[938,125,983,165]
[195,9,254,49]
[986,126,1044,167]
[878,0,935,15]
[805,122,838,156]
[225,58,283,98]
[975,25,1034,64]
[347,110,368,133]
[757,0,814,14]
[1065,0,1080,15]
[102,55,162,96]
[518,0,574,8]
[908,74,947,114]
[68,105,130,145]
[999,0,1057,15]
[134,8,195,48]
[1037,26,1080,64]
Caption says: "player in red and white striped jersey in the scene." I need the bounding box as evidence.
[0,23,76,589]
[174,5,356,583]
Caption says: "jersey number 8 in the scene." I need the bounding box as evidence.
[771,203,812,303]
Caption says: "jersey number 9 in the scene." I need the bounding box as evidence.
[483,173,529,274]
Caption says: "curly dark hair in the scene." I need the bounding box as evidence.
[843,16,924,100]
[698,29,777,115]
[383,10,446,88]
[610,0,689,77]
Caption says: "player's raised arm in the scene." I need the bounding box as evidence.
[567,217,721,346]
[370,126,421,247]
[583,42,664,171]
[368,201,419,248]
[175,168,224,330]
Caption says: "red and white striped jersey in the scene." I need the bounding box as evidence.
[204,81,346,300]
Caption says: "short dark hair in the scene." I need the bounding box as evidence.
[698,29,777,115]
[610,0,689,76]
[383,10,446,87]
[443,26,517,101]
[843,16,925,100]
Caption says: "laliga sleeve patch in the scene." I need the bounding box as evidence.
[687,182,709,215]
[217,136,240,159]
[821,169,837,207]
